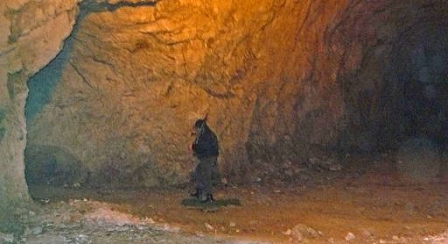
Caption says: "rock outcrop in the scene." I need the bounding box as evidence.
[0,0,78,232]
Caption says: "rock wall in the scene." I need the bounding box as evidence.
[0,0,78,232]
[27,0,351,187]
[25,0,448,187]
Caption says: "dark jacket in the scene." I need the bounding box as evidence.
[192,125,219,159]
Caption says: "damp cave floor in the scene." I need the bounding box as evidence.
[27,155,448,244]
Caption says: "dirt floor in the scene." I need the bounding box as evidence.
[22,153,448,243]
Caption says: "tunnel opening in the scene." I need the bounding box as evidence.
[327,1,448,184]
[383,19,448,182]
[336,6,448,156]
[383,20,448,148]
[24,10,82,188]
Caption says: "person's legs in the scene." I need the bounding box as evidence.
[210,157,221,186]
[190,159,201,198]
[196,157,214,202]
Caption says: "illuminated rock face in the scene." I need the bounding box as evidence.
[25,0,448,187]
[1,1,447,219]
[26,0,351,187]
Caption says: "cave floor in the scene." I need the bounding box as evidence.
[27,155,448,244]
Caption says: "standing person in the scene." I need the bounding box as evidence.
[189,119,220,203]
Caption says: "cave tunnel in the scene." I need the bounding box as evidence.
[2,0,448,242]
[333,2,448,153]
[390,21,448,146]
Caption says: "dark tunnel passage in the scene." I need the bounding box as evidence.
[337,3,448,153]
[385,21,448,147]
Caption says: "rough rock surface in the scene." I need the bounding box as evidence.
[0,0,78,232]
[25,0,448,187]
[27,0,351,187]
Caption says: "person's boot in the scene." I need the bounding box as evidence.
[200,194,215,203]
[208,194,215,202]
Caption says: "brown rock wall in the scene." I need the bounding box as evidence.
[25,0,448,187]
[26,0,382,186]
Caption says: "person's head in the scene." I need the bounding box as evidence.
[192,119,206,135]
[194,119,205,128]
